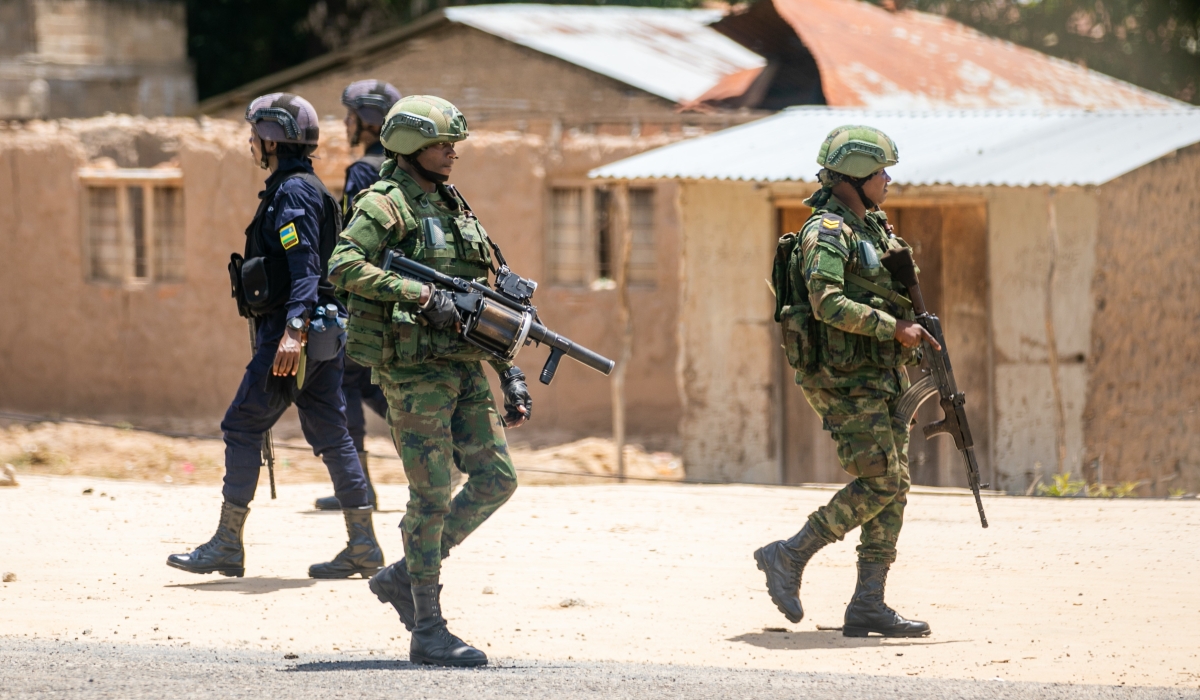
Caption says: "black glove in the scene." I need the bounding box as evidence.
[500,367,532,426]
[419,287,459,330]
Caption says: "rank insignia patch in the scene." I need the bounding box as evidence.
[280,222,299,250]
[821,216,841,230]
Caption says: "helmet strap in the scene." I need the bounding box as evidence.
[349,115,361,147]
[847,174,877,211]
[403,150,448,184]
[255,135,271,171]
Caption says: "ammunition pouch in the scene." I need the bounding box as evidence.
[344,293,395,368]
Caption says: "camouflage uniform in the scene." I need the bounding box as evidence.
[758,125,930,638]
[328,159,517,587]
[791,194,918,563]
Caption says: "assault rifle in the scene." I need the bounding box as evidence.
[883,247,988,528]
[380,251,615,384]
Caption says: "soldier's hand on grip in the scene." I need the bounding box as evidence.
[500,367,532,428]
[894,319,940,351]
[418,286,460,330]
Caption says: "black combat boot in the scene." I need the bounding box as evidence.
[409,582,488,667]
[843,561,931,637]
[754,522,829,623]
[166,501,249,577]
[308,506,384,579]
[369,558,442,631]
[315,452,377,510]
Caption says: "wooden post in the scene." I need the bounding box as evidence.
[611,184,633,483]
[1045,189,1068,478]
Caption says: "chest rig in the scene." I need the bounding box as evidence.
[343,168,497,367]
[774,208,919,375]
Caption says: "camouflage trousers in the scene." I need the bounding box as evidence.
[379,360,518,586]
[801,385,911,564]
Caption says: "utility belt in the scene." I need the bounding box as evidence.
[228,253,291,318]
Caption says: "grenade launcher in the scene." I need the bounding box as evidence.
[883,247,989,528]
[381,250,615,385]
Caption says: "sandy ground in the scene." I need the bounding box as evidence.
[0,418,683,487]
[1,469,1198,691]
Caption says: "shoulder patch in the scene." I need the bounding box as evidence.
[814,212,849,258]
[819,213,843,231]
[279,222,299,250]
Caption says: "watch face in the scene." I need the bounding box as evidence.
[289,318,304,329]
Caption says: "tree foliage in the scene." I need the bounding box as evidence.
[888,0,1200,104]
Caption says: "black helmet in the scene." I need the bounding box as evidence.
[341,80,402,127]
[245,93,320,145]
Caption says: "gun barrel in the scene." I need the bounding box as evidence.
[527,324,615,376]
[382,249,615,381]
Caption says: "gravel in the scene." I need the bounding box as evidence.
[1,638,1196,700]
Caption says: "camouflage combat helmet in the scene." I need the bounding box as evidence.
[341,80,402,127]
[380,95,469,156]
[816,125,898,179]
[245,93,320,145]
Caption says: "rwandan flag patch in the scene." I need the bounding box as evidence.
[279,222,299,250]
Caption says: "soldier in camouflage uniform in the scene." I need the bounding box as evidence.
[327,96,529,667]
[755,126,940,638]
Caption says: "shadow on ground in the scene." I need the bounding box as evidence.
[166,576,318,595]
[286,659,418,672]
[730,630,967,651]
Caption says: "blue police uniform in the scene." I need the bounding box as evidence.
[337,142,390,453]
[220,156,368,508]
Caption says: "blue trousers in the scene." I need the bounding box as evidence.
[342,357,389,452]
[220,318,367,507]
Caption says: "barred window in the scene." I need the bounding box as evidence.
[546,184,657,289]
[80,168,184,284]
[627,188,656,287]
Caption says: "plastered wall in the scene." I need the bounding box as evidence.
[986,186,1097,492]
[0,117,687,448]
[1085,143,1200,495]
[0,117,257,424]
[676,180,778,483]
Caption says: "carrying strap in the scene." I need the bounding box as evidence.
[843,271,912,310]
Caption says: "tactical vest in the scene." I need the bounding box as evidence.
[773,210,918,376]
[342,153,387,221]
[343,167,495,368]
[241,170,341,317]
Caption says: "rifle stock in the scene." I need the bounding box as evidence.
[882,247,988,528]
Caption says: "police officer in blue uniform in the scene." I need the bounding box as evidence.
[167,93,384,580]
[315,80,402,512]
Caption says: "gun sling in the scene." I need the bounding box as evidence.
[842,272,912,310]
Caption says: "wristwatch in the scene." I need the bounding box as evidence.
[287,316,305,331]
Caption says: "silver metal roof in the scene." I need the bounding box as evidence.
[590,107,1200,187]
[444,5,766,104]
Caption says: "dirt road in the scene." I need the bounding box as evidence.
[2,473,1198,693]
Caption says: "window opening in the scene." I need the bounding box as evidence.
[79,167,184,285]
[594,188,613,281]
[548,187,587,286]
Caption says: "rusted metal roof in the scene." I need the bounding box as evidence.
[445,5,766,103]
[590,107,1200,186]
[726,0,1183,110]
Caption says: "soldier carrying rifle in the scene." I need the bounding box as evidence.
[329,96,529,668]
[756,125,940,638]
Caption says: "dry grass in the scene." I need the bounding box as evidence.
[0,420,682,488]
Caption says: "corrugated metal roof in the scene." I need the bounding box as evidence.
[759,0,1184,110]
[444,5,766,103]
[590,108,1200,186]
